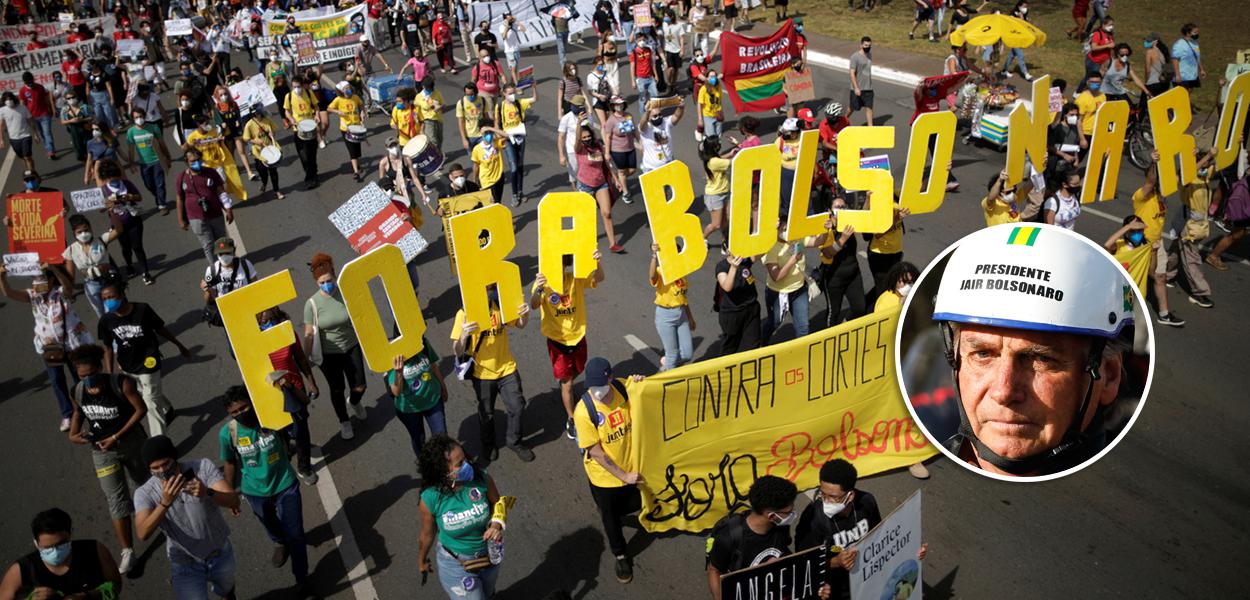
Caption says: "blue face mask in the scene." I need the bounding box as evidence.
[259,320,275,331]
[466,94,476,102]
[343,89,352,97]
[37,541,71,567]
[453,461,474,483]
[320,281,336,294]
[709,76,718,86]
[395,101,405,109]
[1127,231,1145,246]
[24,180,36,190]
[1089,83,1102,92]
[190,160,204,171]
[483,133,494,144]
[103,298,123,313]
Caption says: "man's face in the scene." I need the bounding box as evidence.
[956,324,1121,470]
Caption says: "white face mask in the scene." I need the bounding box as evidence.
[181,100,190,108]
[1066,115,1078,125]
[5,99,16,108]
[1001,191,1016,202]
[218,254,235,264]
[1118,55,1128,63]
[588,385,611,402]
[452,175,466,188]
[76,231,93,243]
[822,500,847,518]
[482,56,492,63]
[388,146,400,156]
[506,93,517,102]
[132,116,143,125]
[772,511,797,527]
[897,283,913,297]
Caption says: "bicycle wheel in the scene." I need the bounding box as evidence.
[1127,125,1152,171]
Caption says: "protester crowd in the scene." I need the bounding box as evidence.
[0,0,1246,599]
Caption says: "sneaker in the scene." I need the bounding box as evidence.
[615,556,633,583]
[945,180,961,192]
[118,548,135,575]
[1165,279,1176,288]
[352,402,367,421]
[565,417,577,440]
[1156,312,1186,327]
[59,418,70,432]
[272,544,288,568]
[907,462,930,479]
[1205,255,1229,271]
[720,240,729,256]
[340,421,355,440]
[621,194,634,205]
[1188,294,1214,308]
[296,468,319,486]
[142,274,156,285]
[318,140,327,149]
[609,244,626,254]
[908,32,915,40]
[1214,219,1232,233]
[248,172,260,181]
[511,195,523,207]
[508,444,536,462]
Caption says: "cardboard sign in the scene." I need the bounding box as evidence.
[693,13,715,34]
[165,18,194,36]
[6,193,65,264]
[338,244,428,373]
[293,33,318,64]
[646,96,683,111]
[632,4,653,28]
[849,491,923,600]
[329,182,428,262]
[517,65,535,90]
[537,192,598,293]
[720,545,827,600]
[438,190,493,273]
[784,68,815,103]
[2,252,41,277]
[1048,86,1063,114]
[70,188,105,213]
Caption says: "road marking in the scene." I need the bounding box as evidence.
[624,334,662,369]
[0,149,16,192]
[310,446,379,600]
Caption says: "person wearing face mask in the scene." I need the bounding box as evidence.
[123,107,174,214]
[96,159,156,285]
[66,344,148,577]
[1047,102,1087,182]
[134,434,241,600]
[285,77,322,190]
[497,12,525,83]
[181,113,232,177]
[688,51,711,110]
[242,105,286,200]
[472,47,503,116]
[0,263,90,432]
[629,38,659,115]
[61,49,88,100]
[1170,23,1206,93]
[848,37,875,126]
[557,61,588,120]
[176,147,237,264]
[697,69,724,139]
[430,162,481,206]
[638,99,685,177]
[83,122,120,185]
[0,509,121,600]
[430,12,457,74]
[1103,216,1152,295]
[385,336,449,458]
[417,435,511,599]
[60,90,92,161]
[303,253,370,440]
[63,214,119,317]
[456,82,485,153]
[558,96,591,188]
[494,81,538,206]
[0,91,39,175]
[1080,17,1115,92]
[796,460,927,600]
[1100,43,1150,104]
[329,80,368,180]
[586,56,615,129]
[402,46,431,86]
[414,76,445,151]
[389,86,424,147]
[575,124,624,251]
[761,220,811,342]
[378,135,430,208]
[605,96,639,201]
[864,198,907,305]
[256,305,320,485]
[354,38,391,114]
[1168,147,1217,308]
[18,71,56,160]
[873,260,919,313]
[1074,74,1107,137]
[201,236,258,327]
[211,84,258,181]
[219,386,315,599]
[83,59,118,130]
[660,12,687,95]
[982,169,1024,228]
[1044,172,1083,230]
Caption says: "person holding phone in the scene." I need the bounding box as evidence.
[762,221,811,343]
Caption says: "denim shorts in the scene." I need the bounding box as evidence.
[577,181,608,194]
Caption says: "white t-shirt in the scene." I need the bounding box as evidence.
[1043,192,1081,230]
[0,104,33,140]
[62,237,116,280]
[639,116,675,172]
[662,22,687,54]
[557,111,581,156]
[500,23,521,54]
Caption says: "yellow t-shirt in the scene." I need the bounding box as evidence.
[1075,91,1106,136]
[185,126,229,168]
[705,156,731,196]
[874,290,902,313]
[574,380,633,488]
[533,274,596,346]
[869,205,904,255]
[1180,174,1211,242]
[651,275,689,308]
[496,97,535,132]
[390,106,423,144]
[763,241,807,293]
[1132,187,1167,243]
[777,137,801,169]
[284,89,318,122]
[981,196,1020,228]
[328,95,363,131]
[241,117,277,161]
[449,308,517,380]
[698,85,722,118]
[471,138,507,188]
[456,96,485,138]
[414,90,444,122]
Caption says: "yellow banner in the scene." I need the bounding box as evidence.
[627,307,936,534]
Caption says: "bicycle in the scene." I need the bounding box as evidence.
[1125,94,1155,171]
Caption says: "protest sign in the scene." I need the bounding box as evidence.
[694,13,716,34]
[0,38,102,91]
[861,154,891,171]
[2,252,42,277]
[850,491,923,600]
[256,4,370,66]
[517,65,535,90]
[165,18,194,36]
[646,96,683,111]
[70,188,105,213]
[293,33,317,64]
[58,13,74,24]
[784,68,815,103]
[438,190,493,273]
[229,73,279,116]
[329,183,428,262]
[628,307,937,533]
[1048,86,1064,114]
[720,546,827,600]
[720,20,800,112]
[0,16,113,43]
[632,4,654,28]
[115,38,145,58]
[6,193,65,264]
[470,0,598,50]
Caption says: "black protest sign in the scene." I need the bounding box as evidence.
[721,545,828,600]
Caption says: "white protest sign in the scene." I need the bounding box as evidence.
[3,253,42,277]
[116,38,145,59]
[1048,86,1063,114]
[329,182,429,262]
[70,188,106,213]
[230,74,279,117]
[850,491,923,600]
[470,0,598,50]
[165,19,194,36]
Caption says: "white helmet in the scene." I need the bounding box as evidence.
[933,223,1133,338]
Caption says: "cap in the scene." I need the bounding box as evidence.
[610,94,626,105]
[570,95,586,107]
[213,237,236,254]
[797,107,816,125]
[781,117,800,132]
[584,357,613,387]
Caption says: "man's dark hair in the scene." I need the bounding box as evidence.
[31,508,73,538]
[819,459,858,490]
[748,475,797,514]
[99,274,127,296]
[861,36,872,43]
[21,71,34,85]
[884,261,921,292]
[69,343,105,368]
[1181,22,1197,36]
[222,385,249,408]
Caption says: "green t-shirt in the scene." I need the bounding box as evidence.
[126,124,162,165]
[304,291,359,354]
[420,470,491,556]
[384,337,442,413]
[219,421,297,497]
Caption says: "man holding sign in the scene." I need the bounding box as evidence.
[530,250,605,441]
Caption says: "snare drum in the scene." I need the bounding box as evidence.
[260,145,282,165]
[345,124,368,143]
[402,134,445,177]
[297,120,317,141]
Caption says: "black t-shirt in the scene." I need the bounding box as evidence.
[74,374,137,440]
[432,178,482,200]
[474,31,498,54]
[715,258,760,311]
[15,540,107,597]
[98,302,166,374]
[706,513,793,574]
[402,14,421,49]
[795,490,882,600]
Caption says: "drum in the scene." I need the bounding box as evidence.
[345,124,368,143]
[403,134,445,177]
[260,145,282,165]
[297,119,317,140]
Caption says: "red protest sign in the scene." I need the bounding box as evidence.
[346,201,418,256]
[6,192,65,264]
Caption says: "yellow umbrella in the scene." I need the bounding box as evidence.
[950,14,1048,48]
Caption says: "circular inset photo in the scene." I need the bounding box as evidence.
[896,224,1154,482]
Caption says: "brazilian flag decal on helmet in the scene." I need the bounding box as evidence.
[1006,226,1040,247]
[1123,285,1133,312]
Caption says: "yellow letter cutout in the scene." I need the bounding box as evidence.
[728,143,782,257]
[217,271,296,430]
[338,244,428,373]
[836,126,896,233]
[1148,87,1197,197]
[1006,75,1052,187]
[1080,100,1130,204]
[783,130,827,241]
[1215,72,1250,171]
[538,192,599,292]
[449,204,525,328]
[900,111,956,215]
[640,161,707,284]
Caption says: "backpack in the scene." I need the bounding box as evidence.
[71,373,127,407]
[706,511,749,572]
[202,258,256,326]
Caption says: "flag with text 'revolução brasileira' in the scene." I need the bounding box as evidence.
[719,20,800,112]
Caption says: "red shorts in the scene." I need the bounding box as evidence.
[547,338,588,381]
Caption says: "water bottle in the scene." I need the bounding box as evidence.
[487,538,504,565]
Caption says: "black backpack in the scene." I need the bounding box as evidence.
[707,512,750,573]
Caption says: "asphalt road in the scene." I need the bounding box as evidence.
[1,26,1247,600]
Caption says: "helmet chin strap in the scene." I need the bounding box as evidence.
[940,323,1106,476]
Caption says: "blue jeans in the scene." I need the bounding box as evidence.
[555,31,570,67]
[763,286,810,343]
[89,90,117,129]
[503,137,526,198]
[244,483,308,583]
[46,363,78,419]
[169,540,236,600]
[636,77,658,114]
[654,305,693,371]
[84,278,105,317]
[395,401,447,457]
[1002,48,1029,78]
[623,22,635,54]
[702,116,722,138]
[33,115,54,154]
[435,542,500,600]
[139,162,168,208]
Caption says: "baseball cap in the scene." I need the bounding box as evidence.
[781,117,800,132]
[22,170,38,181]
[584,357,613,387]
[797,107,816,126]
[213,237,236,254]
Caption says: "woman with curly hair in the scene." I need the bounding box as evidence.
[302,253,368,441]
[417,435,507,600]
